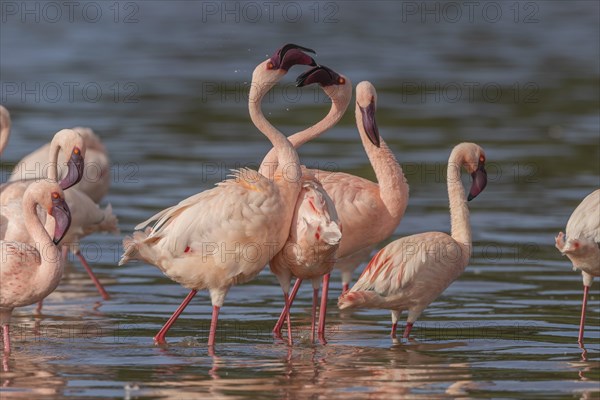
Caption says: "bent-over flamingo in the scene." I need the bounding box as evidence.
[555,189,600,345]
[262,65,352,344]
[9,126,110,203]
[119,44,315,347]
[272,80,409,336]
[338,141,488,340]
[0,181,71,354]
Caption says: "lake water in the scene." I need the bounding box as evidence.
[1,1,599,398]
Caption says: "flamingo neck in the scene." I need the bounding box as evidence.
[48,141,61,181]
[259,93,349,179]
[355,106,408,222]
[248,78,301,196]
[23,193,61,283]
[446,148,472,256]
[0,127,9,156]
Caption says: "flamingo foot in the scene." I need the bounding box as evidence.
[153,289,197,345]
[76,251,110,300]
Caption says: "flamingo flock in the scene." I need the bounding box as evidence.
[0,44,597,356]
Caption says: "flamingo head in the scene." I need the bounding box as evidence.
[355,81,380,147]
[465,145,488,201]
[49,191,71,245]
[55,129,86,190]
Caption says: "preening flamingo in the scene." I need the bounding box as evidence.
[0,105,10,156]
[9,127,110,203]
[119,44,315,347]
[338,141,488,340]
[555,189,600,345]
[0,181,71,354]
[272,80,409,336]
[1,129,114,301]
[261,65,352,344]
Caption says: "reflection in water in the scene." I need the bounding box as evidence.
[0,352,65,396]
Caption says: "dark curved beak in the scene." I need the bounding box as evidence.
[468,163,487,201]
[59,147,84,190]
[51,197,71,245]
[272,43,317,71]
[359,97,380,147]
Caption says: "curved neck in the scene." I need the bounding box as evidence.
[355,105,408,221]
[23,194,60,273]
[48,141,61,181]
[446,149,471,247]
[259,92,349,179]
[248,79,301,188]
[0,128,8,156]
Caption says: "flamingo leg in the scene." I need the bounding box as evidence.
[310,288,319,343]
[342,283,349,294]
[273,278,302,336]
[284,292,293,346]
[578,285,589,345]
[35,300,44,314]
[207,305,220,348]
[154,289,198,344]
[2,325,10,354]
[75,251,110,300]
[318,273,330,344]
[391,322,398,339]
[402,322,414,339]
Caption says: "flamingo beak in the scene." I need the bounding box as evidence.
[60,147,84,190]
[50,196,71,245]
[270,43,317,71]
[468,162,487,201]
[359,98,380,147]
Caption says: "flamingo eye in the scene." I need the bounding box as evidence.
[338,77,345,84]
[52,192,60,200]
[74,148,80,155]
[479,155,485,163]
[266,62,274,70]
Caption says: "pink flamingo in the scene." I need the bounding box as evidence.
[0,181,71,354]
[119,44,315,347]
[555,189,599,345]
[0,105,10,156]
[9,126,110,203]
[338,139,488,340]
[261,65,351,344]
[1,129,114,301]
[272,80,409,337]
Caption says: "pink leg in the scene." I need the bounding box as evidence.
[310,288,319,343]
[35,300,44,314]
[76,251,110,300]
[342,283,349,294]
[391,322,398,339]
[154,289,198,344]
[402,322,414,339]
[318,274,330,344]
[2,325,10,354]
[578,285,589,345]
[207,305,220,347]
[273,278,303,336]
[284,293,293,346]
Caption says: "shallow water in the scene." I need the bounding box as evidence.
[1,1,599,398]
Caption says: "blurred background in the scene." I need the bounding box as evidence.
[1,1,598,398]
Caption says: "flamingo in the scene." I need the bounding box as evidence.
[260,65,352,344]
[119,44,316,347]
[8,127,110,203]
[271,80,409,337]
[555,189,600,345]
[0,105,10,156]
[1,129,114,301]
[0,181,71,354]
[338,141,488,340]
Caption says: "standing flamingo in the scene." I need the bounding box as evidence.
[1,129,114,301]
[0,181,71,354]
[338,140,488,340]
[555,189,600,345]
[119,44,315,347]
[261,65,352,344]
[9,127,110,203]
[272,80,409,337]
[0,105,10,156]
